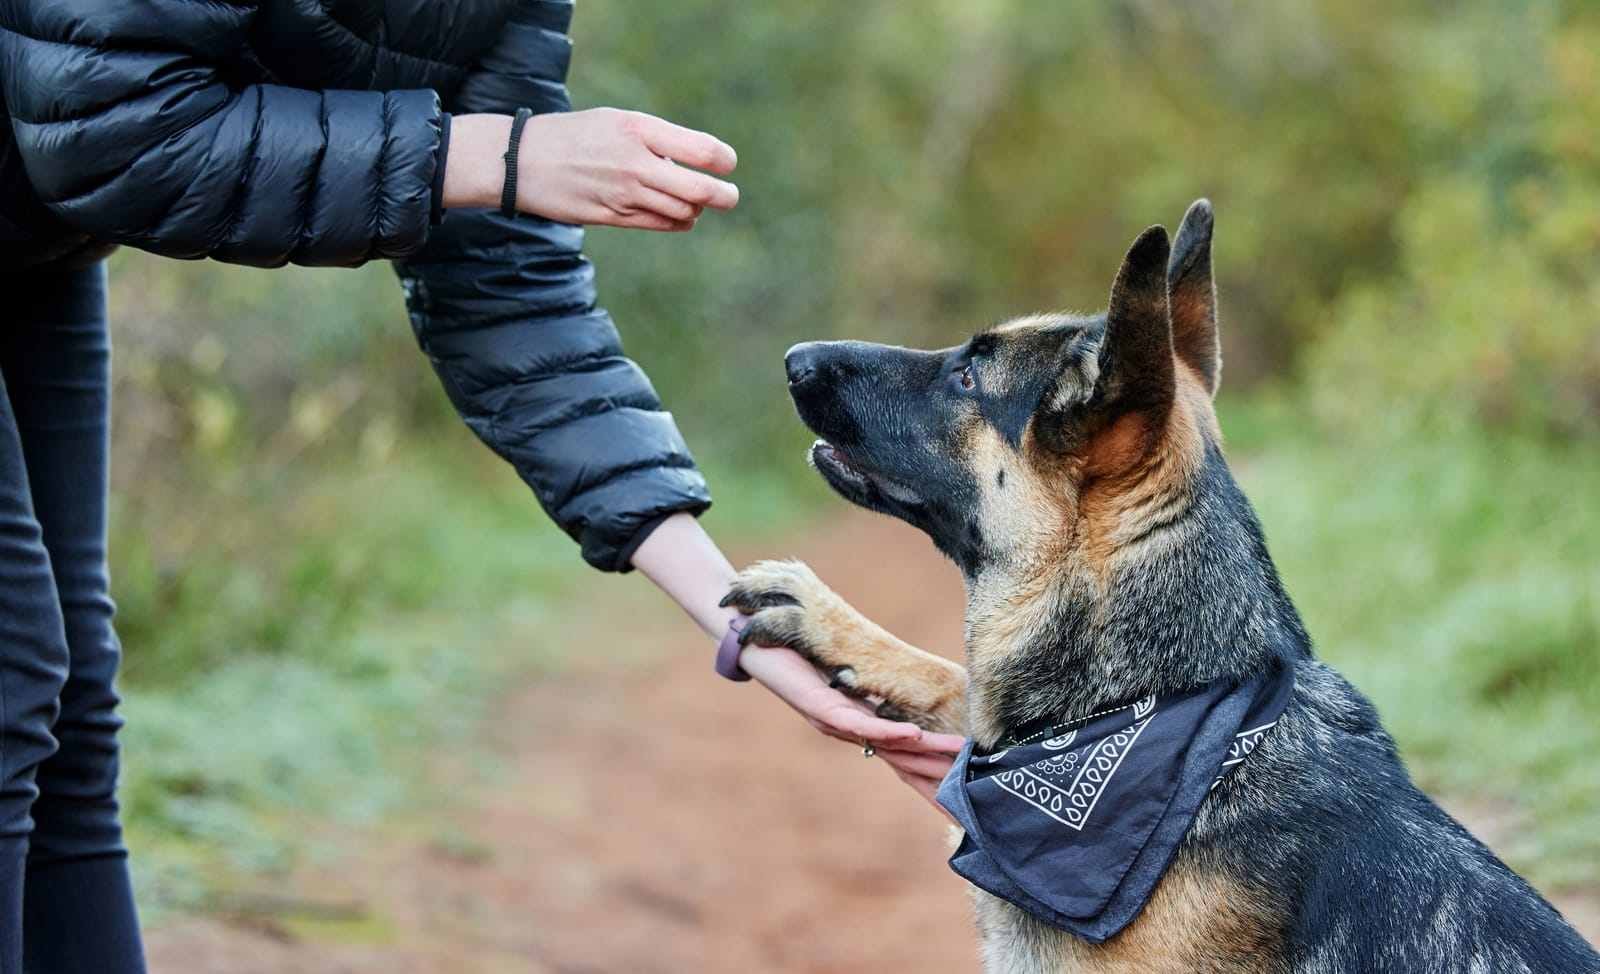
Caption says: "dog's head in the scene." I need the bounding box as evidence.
[787,200,1223,579]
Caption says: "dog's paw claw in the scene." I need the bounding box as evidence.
[723,560,821,616]
[735,604,818,661]
[721,586,800,614]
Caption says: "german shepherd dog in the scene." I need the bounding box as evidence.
[723,202,1599,972]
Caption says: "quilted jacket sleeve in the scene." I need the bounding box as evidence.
[0,0,441,266]
[395,0,710,572]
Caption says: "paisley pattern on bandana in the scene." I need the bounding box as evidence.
[936,663,1295,944]
[993,698,1156,829]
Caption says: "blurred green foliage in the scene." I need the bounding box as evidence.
[1227,400,1599,889]
[581,0,1599,441]
[102,0,1596,910]
[109,0,1600,478]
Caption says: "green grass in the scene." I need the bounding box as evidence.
[1223,396,1600,888]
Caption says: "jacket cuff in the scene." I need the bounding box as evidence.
[604,494,712,574]
[430,112,452,226]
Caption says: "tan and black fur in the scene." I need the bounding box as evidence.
[724,202,1599,972]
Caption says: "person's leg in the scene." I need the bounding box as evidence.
[0,299,74,973]
[0,262,145,972]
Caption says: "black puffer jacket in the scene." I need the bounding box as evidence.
[0,0,710,571]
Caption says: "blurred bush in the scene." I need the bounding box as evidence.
[1309,12,1600,436]
[581,0,1596,445]
[110,0,1600,497]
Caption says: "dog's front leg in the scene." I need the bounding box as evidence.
[723,560,968,735]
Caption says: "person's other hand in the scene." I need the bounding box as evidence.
[738,644,964,817]
[444,110,739,231]
[876,746,960,812]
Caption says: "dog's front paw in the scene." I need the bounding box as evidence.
[722,560,968,735]
[721,560,861,686]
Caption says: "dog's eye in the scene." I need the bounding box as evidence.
[958,365,976,391]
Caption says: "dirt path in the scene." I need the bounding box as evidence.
[146,511,1597,972]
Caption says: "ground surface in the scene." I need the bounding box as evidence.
[145,511,1597,972]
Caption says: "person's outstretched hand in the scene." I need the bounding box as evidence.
[444,109,739,231]
[630,513,963,814]
[739,644,965,812]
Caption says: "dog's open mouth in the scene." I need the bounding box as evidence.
[808,439,921,509]
[809,439,869,486]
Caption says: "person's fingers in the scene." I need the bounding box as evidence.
[642,158,740,211]
[741,645,923,746]
[800,702,876,745]
[815,704,925,746]
[630,186,703,223]
[608,209,697,233]
[814,724,865,745]
[813,709,962,755]
[903,730,967,755]
[792,685,942,749]
[634,114,738,174]
[630,213,696,232]
[808,709,874,744]
[876,748,956,780]
[796,687,921,746]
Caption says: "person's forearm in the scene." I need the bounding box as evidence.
[629,512,739,640]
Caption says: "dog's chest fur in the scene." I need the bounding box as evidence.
[972,869,1279,974]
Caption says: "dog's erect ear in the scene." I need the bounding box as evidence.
[1167,199,1220,396]
[1096,225,1175,411]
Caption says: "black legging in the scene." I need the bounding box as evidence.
[0,262,145,972]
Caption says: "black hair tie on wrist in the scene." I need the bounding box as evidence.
[501,107,533,218]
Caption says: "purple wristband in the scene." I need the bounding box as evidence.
[715,615,752,682]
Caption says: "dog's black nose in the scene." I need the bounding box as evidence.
[785,342,825,387]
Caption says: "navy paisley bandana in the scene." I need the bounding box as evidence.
[936,663,1295,943]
